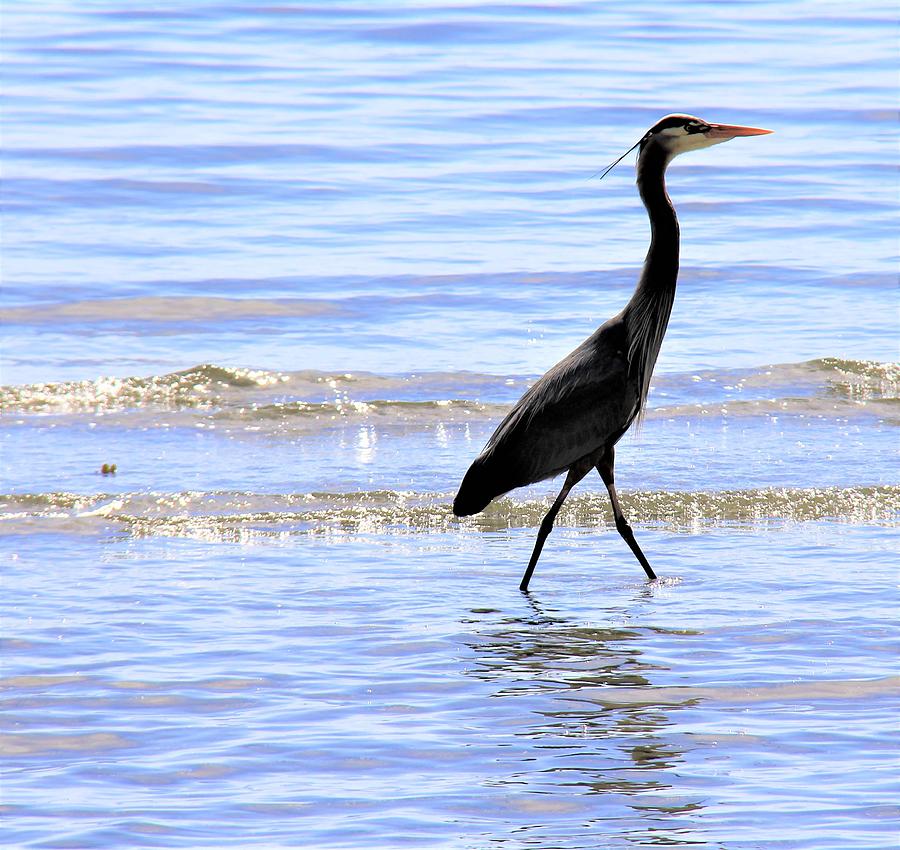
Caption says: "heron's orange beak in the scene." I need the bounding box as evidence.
[705,123,773,139]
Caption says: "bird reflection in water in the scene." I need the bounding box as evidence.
[460,596,708,843]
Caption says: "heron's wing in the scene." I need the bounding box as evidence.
[489,362,632,480]
[483,319,638,486]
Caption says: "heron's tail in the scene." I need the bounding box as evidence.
[453,462,489,516]
[453,455,510,517]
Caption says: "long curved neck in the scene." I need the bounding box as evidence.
[624,141,680,416]
[635,142,680,288]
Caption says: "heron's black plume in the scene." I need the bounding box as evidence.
[594,134,645,181]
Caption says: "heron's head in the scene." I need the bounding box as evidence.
[639,113,773,158]
[598,114,772,180]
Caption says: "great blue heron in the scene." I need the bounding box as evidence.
[453,114,772,591]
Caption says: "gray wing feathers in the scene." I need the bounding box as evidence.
[453,320,637,516]
[486,343,632,482]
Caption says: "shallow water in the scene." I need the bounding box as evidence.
[2,2,899,849]
[3,529,899,849]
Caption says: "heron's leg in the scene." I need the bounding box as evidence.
[519,461,591,592]
[596,448,657,581]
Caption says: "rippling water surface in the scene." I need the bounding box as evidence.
[2,2,898,849]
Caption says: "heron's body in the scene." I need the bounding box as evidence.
[452,114,771,590]
[454,313,635,516]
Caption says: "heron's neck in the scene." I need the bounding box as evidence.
[623,143,680,415]
[634,143,680,297]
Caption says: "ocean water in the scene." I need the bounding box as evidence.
[2,2,898,849]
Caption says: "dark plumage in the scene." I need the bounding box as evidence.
[454,316,634,516]
[452,114,772,590]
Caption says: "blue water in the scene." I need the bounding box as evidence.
[2,2,898,849]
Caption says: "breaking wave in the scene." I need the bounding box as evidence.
[2,359,897,429]
[2,485,897,542]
